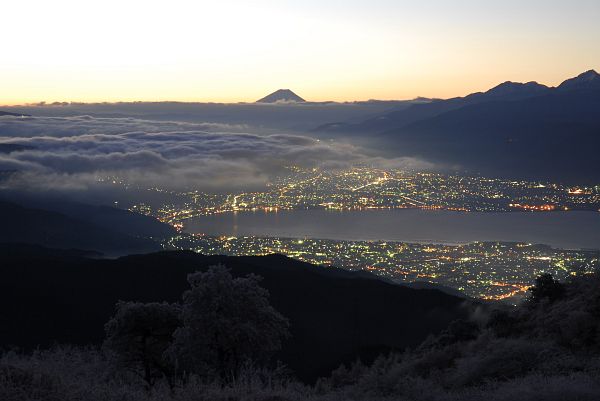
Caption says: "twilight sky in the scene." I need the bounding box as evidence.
[2,0,599,104]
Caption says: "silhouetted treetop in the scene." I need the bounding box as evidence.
[103,301,180,386]
[528,273,565,304]
[168,265,290,380]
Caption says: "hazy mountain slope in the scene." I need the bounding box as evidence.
[1,196,175,239]
[0,201,163,255]
[314,81,550,135]
[0,110,30,117]
[378,72,600,182]
[0,245,473,381]
[54,202,174,238]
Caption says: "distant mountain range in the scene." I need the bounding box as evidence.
[315,70,600,183]
[0,244,473,381]
[257,89,306,103]
[321,80,552,134]
[0,110,30,117]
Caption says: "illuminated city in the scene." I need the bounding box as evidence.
[3,2,600,397]
[123,167,600,227]
[164,234,599,303]
[108,166,600,303]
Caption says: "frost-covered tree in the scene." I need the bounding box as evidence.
[103,301,180,386]
[168,265,289,381]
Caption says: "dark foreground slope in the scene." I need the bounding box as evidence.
[3,256,600,400]
[313,272,600,400]
[0,245,472,381]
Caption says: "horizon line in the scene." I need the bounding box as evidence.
[1,68,597,108]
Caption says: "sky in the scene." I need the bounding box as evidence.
[1,0,599,104]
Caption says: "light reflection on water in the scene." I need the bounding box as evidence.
[183,209,600,250]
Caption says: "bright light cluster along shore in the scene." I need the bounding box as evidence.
[108,166,600,302]
[125,167,600,226]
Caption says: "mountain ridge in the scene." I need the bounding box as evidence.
[557,69,600,91]
[313,69,600,182]
[313,70,597,135]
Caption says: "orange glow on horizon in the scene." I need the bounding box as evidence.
[1,1,599,106]
[0,69,597,107]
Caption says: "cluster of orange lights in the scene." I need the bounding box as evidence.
[481,282,530,301]
[418,205,444,210]
[446,207,470,212]
[509,203,556,211]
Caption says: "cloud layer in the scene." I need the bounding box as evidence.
[0,115,432,193]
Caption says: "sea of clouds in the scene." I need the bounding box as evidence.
[0,115,432,194]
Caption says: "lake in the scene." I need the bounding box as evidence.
[183,209,600,250]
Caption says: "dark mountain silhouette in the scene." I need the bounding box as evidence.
[0,200,167,255]
[376,70,600,182]
[0,244,474,382]
[315,70,600,182]
[1,196,175,239]
[57,202,174,239]
[314,80,550,135]
[0,110,30,117]
[482,80,551,98]
[557,69,600,92]
[256,89,306,103]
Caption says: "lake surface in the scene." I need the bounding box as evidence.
[183,209,600,250]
